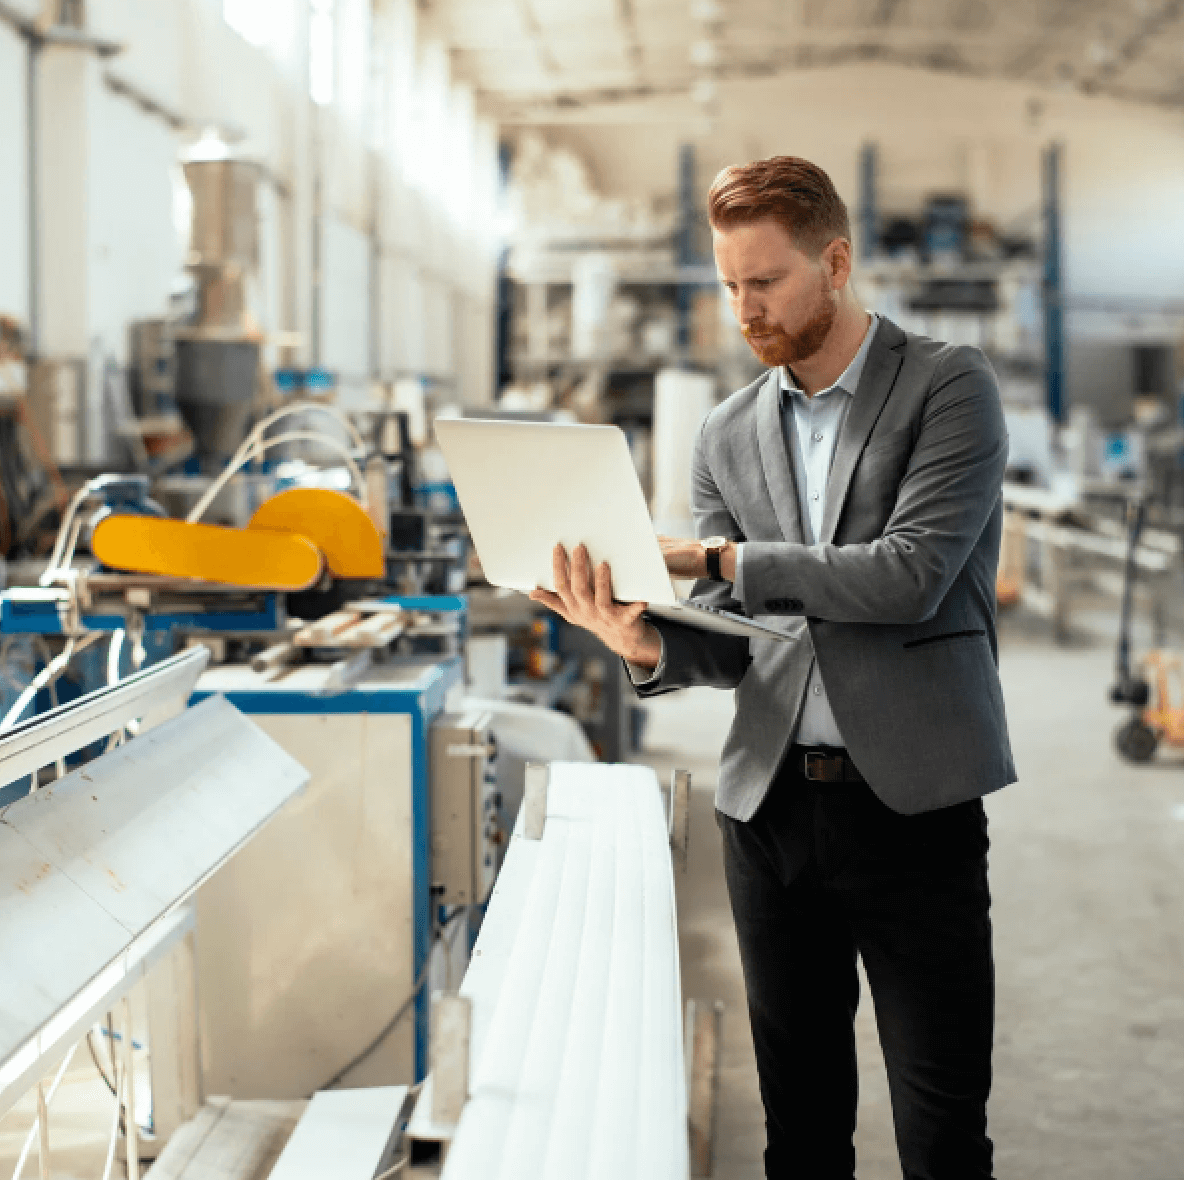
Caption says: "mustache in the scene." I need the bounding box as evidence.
[741,320,786,339]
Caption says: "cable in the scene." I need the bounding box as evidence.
[39,479,100,586]
[8,1042,78,1180]
[318,907,469,1094]
[0,633,103,734]
[86,1031,118,1099]
[186,402,367,525]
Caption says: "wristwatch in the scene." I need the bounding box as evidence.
[702,536,729,582]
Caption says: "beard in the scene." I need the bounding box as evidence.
[741,270,837,368]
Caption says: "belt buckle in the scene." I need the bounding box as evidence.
[804,751,835,783]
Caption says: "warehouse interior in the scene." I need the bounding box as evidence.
[0,1,1183,1177]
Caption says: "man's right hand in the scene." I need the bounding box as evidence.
[528,542,662,671]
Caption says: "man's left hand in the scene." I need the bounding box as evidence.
[658,536,736,581]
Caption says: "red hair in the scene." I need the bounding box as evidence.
[707,156,851,258]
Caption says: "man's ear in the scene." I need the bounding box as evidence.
[825,238,853,289]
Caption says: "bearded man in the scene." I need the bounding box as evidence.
[530,155,1014,1180]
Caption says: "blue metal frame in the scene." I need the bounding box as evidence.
[1042,141,1065,424]
[189,656,462,1081]
[859,142,878,262]
[1,593,284,637]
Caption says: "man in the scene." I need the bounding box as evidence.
[530,155,1014,1180]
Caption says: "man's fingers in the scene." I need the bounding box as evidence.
[530,588,573,623]
[570,543,595,608]
[594,561,613,614]
[552,544,576,611]
[623,600,648,624]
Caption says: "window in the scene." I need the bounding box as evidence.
[309,0,336,106]
[223,0,293,53]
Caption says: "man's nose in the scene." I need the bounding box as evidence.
[737,288,764,326]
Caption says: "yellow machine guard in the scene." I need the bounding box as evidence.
[92,515,325,591]
[248,488,385,579]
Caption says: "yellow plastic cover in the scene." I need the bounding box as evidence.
[92,515,324,591]
[248,488,384,579]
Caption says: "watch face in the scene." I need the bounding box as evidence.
[702,535,727,551]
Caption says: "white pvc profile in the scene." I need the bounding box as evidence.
[0,644,210,787]
[0,695,309,1113]
[268,1087,409,1180]
[411,762,688,1180]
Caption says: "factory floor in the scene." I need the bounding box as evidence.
[636,608,1184,1179]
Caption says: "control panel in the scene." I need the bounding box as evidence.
[429,709,500,906]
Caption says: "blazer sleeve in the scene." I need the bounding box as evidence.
[627,416,753,697]
[738,347,1008,625]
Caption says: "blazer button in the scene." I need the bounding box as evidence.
[787,598,803,611]
[765,599,783,611]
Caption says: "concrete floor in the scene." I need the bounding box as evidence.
[637,611,1184,1179]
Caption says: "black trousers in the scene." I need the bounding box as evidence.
[717,753,995,1180]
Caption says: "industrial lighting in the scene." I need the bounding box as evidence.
[183,126,232,163]
[689,38,719,67]
[223,0,295,55]
[690,0,724,23]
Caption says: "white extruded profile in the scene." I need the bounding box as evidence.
[0,695,309,1117]
[408,762,689,1180]
[267,1087,409,1180]
[0,645,210,787]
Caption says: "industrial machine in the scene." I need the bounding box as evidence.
[430,710,501,907]
[0,395,482,1098]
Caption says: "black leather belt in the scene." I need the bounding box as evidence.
[791,744,866,785]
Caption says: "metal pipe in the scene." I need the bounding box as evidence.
[26,34,39,358]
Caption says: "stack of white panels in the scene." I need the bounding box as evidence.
[416,761,688,1180]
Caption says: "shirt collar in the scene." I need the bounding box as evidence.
[780,312,880,400]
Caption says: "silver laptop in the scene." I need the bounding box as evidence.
[435,418,793,643]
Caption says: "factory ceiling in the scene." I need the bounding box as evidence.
[421,0,1184,120]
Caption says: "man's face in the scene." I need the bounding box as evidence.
[713,218,843,368]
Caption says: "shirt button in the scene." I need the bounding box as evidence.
[813,685,823,695]
[812,492,820,501]
[813,432,823,442]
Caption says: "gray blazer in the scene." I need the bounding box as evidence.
[634,316,1016,820]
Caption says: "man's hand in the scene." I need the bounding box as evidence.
[528,543,662,670]
[658,536,738,582]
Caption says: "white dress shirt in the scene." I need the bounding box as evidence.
[733,313,880,746]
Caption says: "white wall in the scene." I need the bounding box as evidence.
[0,23,27,326]
[526,65,1184,306]
[1,0,502,459]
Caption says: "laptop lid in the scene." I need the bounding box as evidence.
[435,418,677,606]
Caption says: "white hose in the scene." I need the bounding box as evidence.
[186,402,367,525]
[0,635,102,734]
[40,480,101,587]
[8,1042,78,1180]
[106,630,124,687]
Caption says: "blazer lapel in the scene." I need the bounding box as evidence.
[755,369,805,543]
[819,319,906,544]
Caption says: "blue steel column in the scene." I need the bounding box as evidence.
[1042,141,1065,424]
[858,142,878,263]
[676,143,696,354]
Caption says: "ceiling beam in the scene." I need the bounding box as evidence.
[516,0,561,78]
[1077,0,1184,92]
[617,0,645,81]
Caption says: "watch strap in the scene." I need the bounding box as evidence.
[705,544,723,582]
